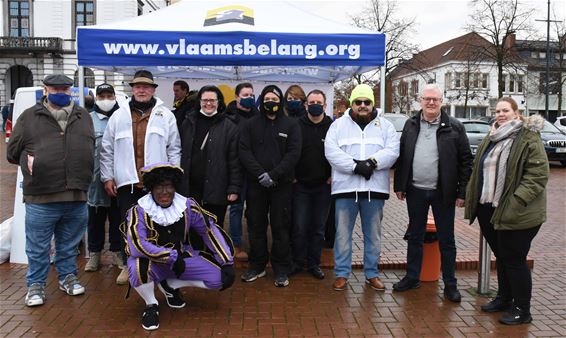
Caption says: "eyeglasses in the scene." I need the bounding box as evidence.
[200,99,218,104]
[153,185,175,194]
[353,99,372,106]
[421,97,442,103]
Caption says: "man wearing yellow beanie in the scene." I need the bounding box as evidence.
[324,83,400,292]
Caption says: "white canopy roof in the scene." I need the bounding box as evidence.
[77,0,385,83]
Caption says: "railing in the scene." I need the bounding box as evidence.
[0,37,63,53]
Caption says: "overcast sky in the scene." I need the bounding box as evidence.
[295,0,565,51]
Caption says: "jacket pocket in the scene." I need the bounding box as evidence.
[146,126,167,162]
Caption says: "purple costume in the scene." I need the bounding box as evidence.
[124,197,234,289]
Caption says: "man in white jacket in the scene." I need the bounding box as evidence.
[100,70,181,284]
[324,84,399,292]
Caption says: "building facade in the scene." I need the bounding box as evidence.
[389,32,530,119]
[0,0,175,106]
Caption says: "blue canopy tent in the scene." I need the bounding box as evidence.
[76,0,386,106]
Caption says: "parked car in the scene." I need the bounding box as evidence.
[458,119,491,156]
[554,116,566,133]
[383,113,409,136]
[541,120,566,167]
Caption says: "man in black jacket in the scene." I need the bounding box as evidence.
[179,85,241,228]
[225,82,258,261]
[171,80,197,130]
[291,89,332,280]
[239,85,302,287]
[7,74,95,307]
[393,84,472,302]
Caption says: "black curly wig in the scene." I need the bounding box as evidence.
[142,167,183,192]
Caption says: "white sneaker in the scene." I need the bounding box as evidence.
[84,252,101,272]
[111,251,125,268]
[25,283,46,307]
[116,267,129,285]
[58,274,85,296]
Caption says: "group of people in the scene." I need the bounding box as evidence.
[6,69,548,330]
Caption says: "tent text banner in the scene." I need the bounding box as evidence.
[77,30,385,67]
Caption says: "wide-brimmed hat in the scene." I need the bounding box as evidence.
[129,70,158,87]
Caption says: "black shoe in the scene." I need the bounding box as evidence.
[480,297,512,313]
[308,266,325,280]
[274,274,290,287]
[141,304,159,331]
[393,276,420,292]
[158,280,186,308]
[499,306,532,325]
[241,269,267,282]
[443,285,462,303]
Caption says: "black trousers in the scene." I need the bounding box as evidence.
[476,203,541,310]
[246,181,292,276]
[87,197,121,252]
[117,185,147,264]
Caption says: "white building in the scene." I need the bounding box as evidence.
[0,0,176,106]
[389,32,528,119]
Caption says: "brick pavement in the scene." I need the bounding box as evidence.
[0,137,565,337]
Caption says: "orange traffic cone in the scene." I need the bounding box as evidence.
[420,216,441,282]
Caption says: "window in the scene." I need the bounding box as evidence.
[444,73,452,89]
[398,81,408,96]
[502,74,507,92]
[455,73,462,89]
[517,75,524,93]
[531,52,538,59]
[8,0,30,37]
[455,106,488,119]
[539,52,546,59]
[539,72,560,94]
[75,1,95,28]
[481,74,488,89]
[509,75,515,93]
[73,67,95,88]
[410,80,419,96]
[471,73,479,89]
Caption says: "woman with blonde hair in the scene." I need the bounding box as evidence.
[465,97,548,325]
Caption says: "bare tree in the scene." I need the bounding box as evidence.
[466,0,536,98]
[552,16,566,116]
[351,0,419,80]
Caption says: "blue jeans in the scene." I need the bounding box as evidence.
[229,180,247,247]
[334,197,384,279]
[405,186,457,286]
[25,202,88,287]
[291,183,331,269]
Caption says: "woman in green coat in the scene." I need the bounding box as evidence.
[465,97,548,325]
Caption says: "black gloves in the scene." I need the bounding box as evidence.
[172,252,185,278]
[353,158,377,180]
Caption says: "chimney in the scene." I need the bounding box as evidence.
[504,33,516,49]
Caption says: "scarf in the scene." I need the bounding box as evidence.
[44,99,74,131]
[130,97,156,115]
[479,119,523,206]
[173,95,189,109]
[137,192,188,226]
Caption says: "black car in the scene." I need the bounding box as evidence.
[541,120,566,167]
[459,119,491,156]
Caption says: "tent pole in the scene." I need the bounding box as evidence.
[380,66,385,113]
[78,66,85,107]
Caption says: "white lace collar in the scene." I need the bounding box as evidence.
[137,193,187,226]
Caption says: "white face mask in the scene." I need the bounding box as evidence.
[96,99,116,112]
[200,108,218,117]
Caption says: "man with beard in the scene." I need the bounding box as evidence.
[239,85,302,287]
[100,70,181,285]
[324,84,399,292]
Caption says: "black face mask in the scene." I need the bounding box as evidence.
[263,101,279,114]
[307,104,324,116]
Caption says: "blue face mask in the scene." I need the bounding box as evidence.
[308,104,325,116]
[286,100,302,110]
[48,93,72,107]
[239,97,255,109]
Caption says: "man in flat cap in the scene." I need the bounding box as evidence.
[100,70,181,285]
[7,74,95,307]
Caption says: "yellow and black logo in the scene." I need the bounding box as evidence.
[203,5,254,27]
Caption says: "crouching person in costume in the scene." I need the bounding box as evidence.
[123,163,235,331]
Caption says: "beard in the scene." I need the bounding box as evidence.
[351,108,373,123]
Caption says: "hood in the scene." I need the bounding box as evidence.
[523,114,545,133]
